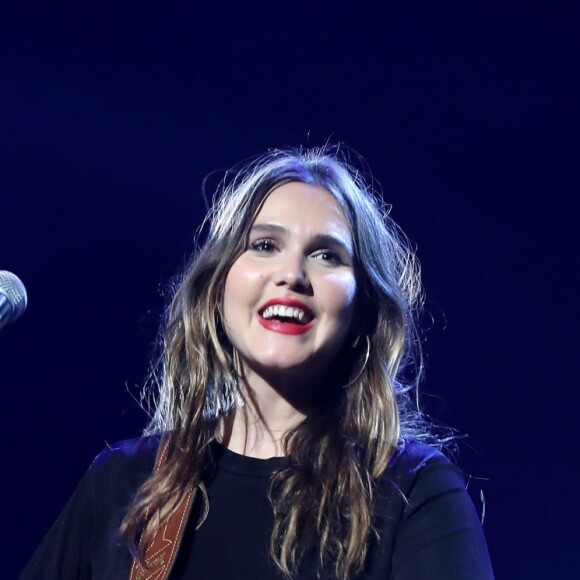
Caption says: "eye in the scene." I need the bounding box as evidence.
[312,249,344,266]
[249,238,277,253]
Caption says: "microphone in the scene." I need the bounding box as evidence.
[0,271,28,331]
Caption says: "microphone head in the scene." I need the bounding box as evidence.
[0,271,28,323]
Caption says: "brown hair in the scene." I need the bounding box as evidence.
[121,146,431,579]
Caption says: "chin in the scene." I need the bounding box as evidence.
[250,355,314,376]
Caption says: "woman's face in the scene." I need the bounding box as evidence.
[223,181,357,387]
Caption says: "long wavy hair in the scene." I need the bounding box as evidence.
[121,146,432,579]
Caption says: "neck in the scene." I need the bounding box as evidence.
[222,370,309,459]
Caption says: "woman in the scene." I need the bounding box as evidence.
[21,147,494,579]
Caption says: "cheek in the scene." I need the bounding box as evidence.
[223,261,244,326]
[223,257,264,320]
[325,273,357,325]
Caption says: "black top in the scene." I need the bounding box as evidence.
[20,436,494,579]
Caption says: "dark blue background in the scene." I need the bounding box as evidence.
[2,1,578,577]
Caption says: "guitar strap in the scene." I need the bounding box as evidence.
[129,439,196,580]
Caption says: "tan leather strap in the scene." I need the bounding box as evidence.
[129,439,196,580]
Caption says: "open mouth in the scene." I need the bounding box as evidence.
[260,304,313,325]
[257,303,315,334]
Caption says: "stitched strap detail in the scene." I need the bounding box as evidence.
[129,439,196,580]
[129,488,195,580]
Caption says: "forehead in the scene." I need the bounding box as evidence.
[252,182,352,237]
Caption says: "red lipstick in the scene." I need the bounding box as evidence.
[257,297,315,335]
[258,317,314,335]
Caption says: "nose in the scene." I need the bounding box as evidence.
[274,252,311,292]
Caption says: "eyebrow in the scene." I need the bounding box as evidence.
[249,223,354,255]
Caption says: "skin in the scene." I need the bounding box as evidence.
[222,182,357,457]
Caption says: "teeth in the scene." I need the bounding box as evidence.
[262,305,306,321]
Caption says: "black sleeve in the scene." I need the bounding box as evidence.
[391,459,494,580]
[19,465,97,580]
[18,437,158,580]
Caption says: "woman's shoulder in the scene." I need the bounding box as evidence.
[383,439,465,500]
[391,438,447,465]
[377,441,493,577]
[88,434,162,483]
[388,438,450,472]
